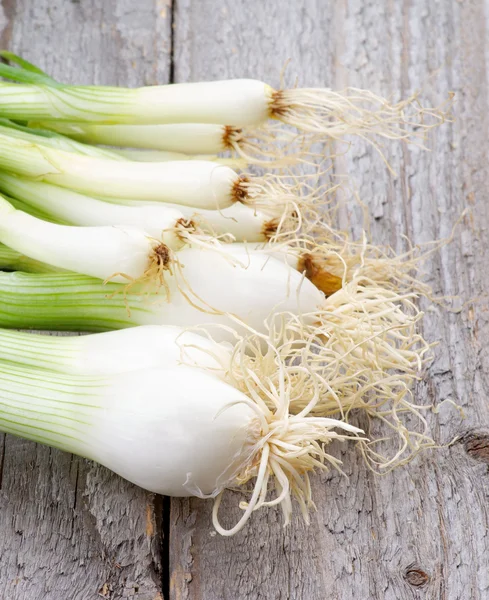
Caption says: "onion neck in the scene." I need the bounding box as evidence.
[0,271,149,331]
[0,362,99,457]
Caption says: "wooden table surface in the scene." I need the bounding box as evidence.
[0,1,488,599]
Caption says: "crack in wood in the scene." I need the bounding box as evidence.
[169,0,176,83]
[161,495,171,600]
[0,0,16,49]
[0,434,5,490]
[72,456,80,511]
[69,458,80,542]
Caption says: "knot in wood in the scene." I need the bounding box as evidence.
[463,430,489,464]
[404,567,430,587]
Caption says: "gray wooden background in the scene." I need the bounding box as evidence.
[0,1,488,599]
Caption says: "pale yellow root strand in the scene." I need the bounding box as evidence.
[209,333,364,536]
[221,277,446,475]
[303,211,466,306]
[236,168,343,246]
[176,264,457,533]
[270,87,453,173]
[223,122,333,169]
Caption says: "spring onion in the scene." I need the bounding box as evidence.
[36,122,233,154]
[0,172,289,244]
[0,325,231,376]
[4,118,247,167]
[0,63,445,151]
[0,243,323,338]
[0,173,196,246]
[0,118,126,160]
[0,195,172,283]
[30,121,308,167]
[0,354,361,535]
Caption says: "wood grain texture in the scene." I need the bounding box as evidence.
[0,1,488,599]
[170,1,489,599]
[0,1,171,599]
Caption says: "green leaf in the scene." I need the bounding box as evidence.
[0,51,60,86]
[0,51,54,78]
[0,118,60,139]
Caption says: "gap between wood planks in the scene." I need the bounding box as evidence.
[161,495,171,599]
[161,1,177,597]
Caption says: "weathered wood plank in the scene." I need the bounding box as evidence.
[0,2,171,599]
[170,1,489,599]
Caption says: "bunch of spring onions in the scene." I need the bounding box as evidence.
[0,52,450,534]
